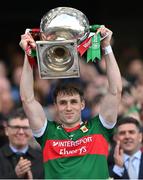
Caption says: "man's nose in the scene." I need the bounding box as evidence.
[66,102,72,110]
[125,132,130,138]
[18,128,25,133]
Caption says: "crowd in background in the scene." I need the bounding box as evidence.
[1,44,143,137]
[1,45,143,121]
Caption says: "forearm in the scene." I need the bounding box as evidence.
[99,27,122,124]
[20,55,35,103]
[100,47,122,124]
[20,55,46,130]
[103,47,122,95]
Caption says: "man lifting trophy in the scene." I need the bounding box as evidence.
[19,7,108,79]
[19,7,122,179]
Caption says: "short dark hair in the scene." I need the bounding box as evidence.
[115,116,142,133]
[53,80,84,103]
[7,108,27,123]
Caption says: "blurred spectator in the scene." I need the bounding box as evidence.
[79,59,99,84]
[1,91,15,116]
[90,93,104,117]
[0,77,15,116]
[131,83,143,123]
[0,60,8,78]
[94,56,106,75]
[0,77,11,93]
[0,108,44,179]
[34,78,53,106]
[0,113,8,147]
[124,58,143,85]
[11,66,23,106]
[119,84,141,121]
[108,116,143,179]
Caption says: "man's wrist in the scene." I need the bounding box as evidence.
[102,45,112,55]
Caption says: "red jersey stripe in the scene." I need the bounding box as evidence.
[43,134,108,162]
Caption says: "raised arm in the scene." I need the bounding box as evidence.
[99,26,122,125]
[19,32,46,130]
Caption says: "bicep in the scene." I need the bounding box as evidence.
[100,92,121,124]
[22,99,46,130]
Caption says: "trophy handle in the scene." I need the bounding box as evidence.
[25,28,40,41]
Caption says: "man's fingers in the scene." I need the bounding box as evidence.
[27,170,33,179]
[114,140,120,157]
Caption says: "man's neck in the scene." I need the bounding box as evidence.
[62,121,83,132]
[9,143,29,153]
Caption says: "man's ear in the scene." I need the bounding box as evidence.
[81,100,85,110]
[139,132,143,143]
[113,134,118,142]
[54,103,58,109]
[5,126,9,137]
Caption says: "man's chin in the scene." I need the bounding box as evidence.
[124,148,134,154]
[15,142,27,148]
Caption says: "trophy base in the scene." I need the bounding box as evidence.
[36,40,80,79]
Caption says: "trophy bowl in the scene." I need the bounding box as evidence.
[40,7,90,44]
[36,7,90,79]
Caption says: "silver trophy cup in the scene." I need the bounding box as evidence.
[36,7,90,79]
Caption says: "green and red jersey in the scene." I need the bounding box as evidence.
[35,115,114,179]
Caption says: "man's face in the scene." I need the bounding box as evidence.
[116,123,142,154]
[5,118,32,149]
[55,93,85,128]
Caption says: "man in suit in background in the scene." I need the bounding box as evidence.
[0,108,44,179]
[108,116,143,179]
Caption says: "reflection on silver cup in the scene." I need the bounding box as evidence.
[43,45,73,72]
[36,7,90,79]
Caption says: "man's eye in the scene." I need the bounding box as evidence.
[71,100,78,104]
[59,101,66,105]
[119,132,125,135]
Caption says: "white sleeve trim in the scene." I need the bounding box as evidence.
[99,114,116,129]
[32,119,47,138]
